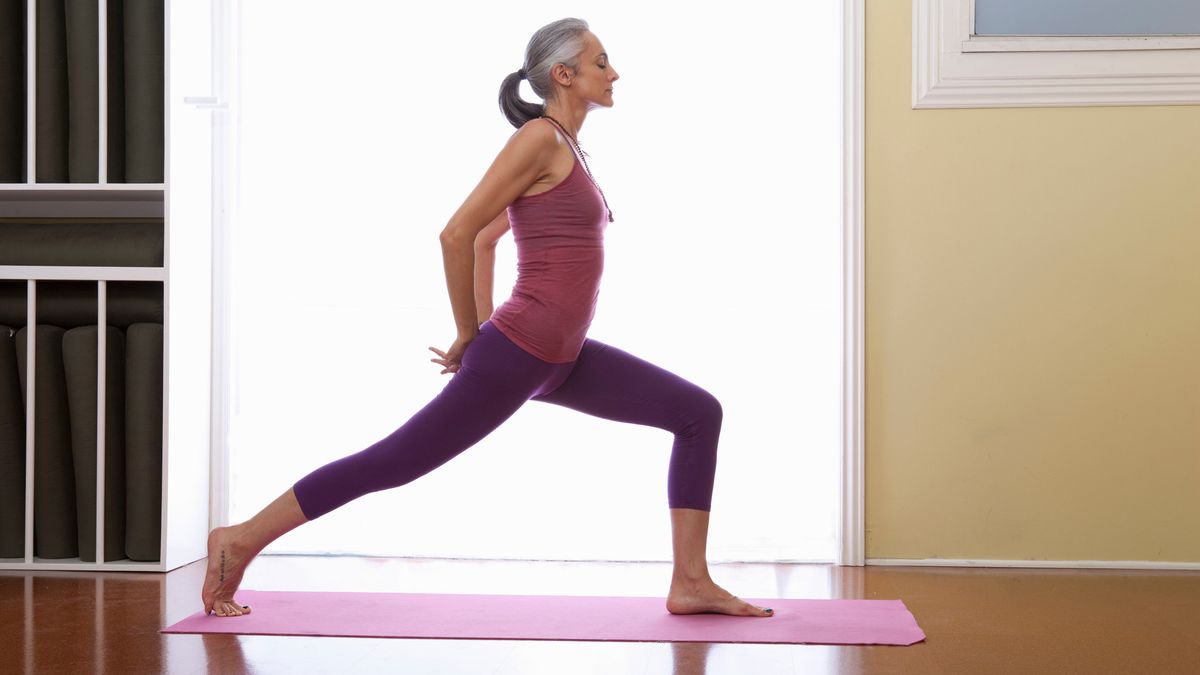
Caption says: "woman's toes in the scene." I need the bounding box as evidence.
[752,603,773,616]
[740,599,773,616]
[214,601,246,617]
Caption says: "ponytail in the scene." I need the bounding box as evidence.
[498,69,545,129]
[498,18,589,129]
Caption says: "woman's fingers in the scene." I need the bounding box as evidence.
[429,345,461,374]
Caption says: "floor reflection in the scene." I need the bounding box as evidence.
[4,572,170,674]
[671,641,715,675]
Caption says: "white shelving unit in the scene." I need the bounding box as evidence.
[0,0,215,572]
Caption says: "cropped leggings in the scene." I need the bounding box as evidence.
[292,319,723,521]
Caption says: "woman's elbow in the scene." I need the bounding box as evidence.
[439,225,467,245]
[475,216,510,249]
[474,233,499,251]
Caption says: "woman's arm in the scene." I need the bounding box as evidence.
[473,211,512,324]
[440,123,554,339]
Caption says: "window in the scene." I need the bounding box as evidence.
[227,2,846,563]
[913,0,1200,108]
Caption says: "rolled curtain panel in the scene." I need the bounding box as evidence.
[64,0,99,182]
[106,0,126,182]
[0,281,163,328]
[15,325,77,559]
[0,221,164,267]
[123,0,163,184]
[63,325,127,562]
[0,325,25,557]
[0,0,26,183]
[124,322,161,561]
[35,0,69,183]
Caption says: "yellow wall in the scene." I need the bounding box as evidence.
[866,0,1200,562]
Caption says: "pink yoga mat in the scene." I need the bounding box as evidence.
[162,590,925,646]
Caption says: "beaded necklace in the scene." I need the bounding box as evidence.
[539,114,614,223]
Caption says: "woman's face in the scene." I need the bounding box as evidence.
[564,31,620,109]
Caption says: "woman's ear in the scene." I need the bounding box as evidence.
[551,63,573,87]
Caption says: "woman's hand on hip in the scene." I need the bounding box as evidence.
[428,328,479,375]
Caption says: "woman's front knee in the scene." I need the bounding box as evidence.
[685,388,723,431]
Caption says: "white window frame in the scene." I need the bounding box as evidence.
[913,0,1200,108]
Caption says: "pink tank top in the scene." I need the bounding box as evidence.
[489,123,609,363]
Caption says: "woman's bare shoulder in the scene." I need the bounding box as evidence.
[488,118,559,178]
[511,117,562,148]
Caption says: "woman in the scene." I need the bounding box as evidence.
[202,18,773,620]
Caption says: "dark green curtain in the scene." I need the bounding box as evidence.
[0,0,26,182]
[0,326,25,557]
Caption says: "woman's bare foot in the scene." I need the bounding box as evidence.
[666,576,774,617]
[201,526,253,617]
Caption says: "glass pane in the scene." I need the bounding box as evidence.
[975,0,1200,36]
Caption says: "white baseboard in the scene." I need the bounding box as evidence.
[868,558,1200,571]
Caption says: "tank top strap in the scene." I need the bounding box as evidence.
[539,116,584,163]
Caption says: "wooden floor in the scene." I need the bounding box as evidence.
[1,555,1197,674]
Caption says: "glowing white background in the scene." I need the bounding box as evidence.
[228,1,843,562]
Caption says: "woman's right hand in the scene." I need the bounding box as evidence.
[428,330,478,375]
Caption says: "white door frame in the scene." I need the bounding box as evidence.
[840,0,867,567]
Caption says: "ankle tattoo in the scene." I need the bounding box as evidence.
[220,550,226,582]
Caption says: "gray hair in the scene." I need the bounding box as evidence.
[498,18,590,129]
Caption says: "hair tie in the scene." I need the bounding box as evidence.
[517,68,527,80]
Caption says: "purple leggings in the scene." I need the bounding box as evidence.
[292,319,722,520]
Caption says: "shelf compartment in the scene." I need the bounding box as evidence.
[0,276,164,566]
[1,0,165,185]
